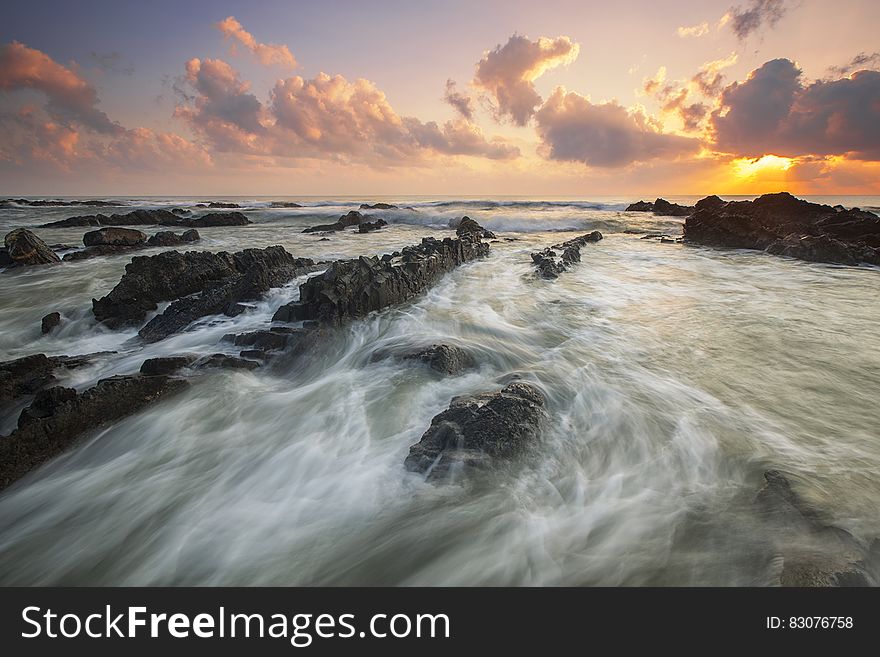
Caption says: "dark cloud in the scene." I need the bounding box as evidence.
[89,51,134,76]
[726,0,788,40]
[712,58,880,160]
[443,79,474,120]
[828,52,880,77]
[535,87,700,167]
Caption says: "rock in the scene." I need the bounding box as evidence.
[358,218,387,233]
[41,312,61,334]
[83,227,147,247]
[184,211,250,228]
[3,229,61,267]
[270,201,303,208]
[403,344,475,374]
[359,202,397,210]
[626,198,693,216]
[404,382,545,479]
[684,192,880,265]
[303,210,367,233]
[531,231,603,279]
[146,229,200,247]
[455,216,496,240]
[273,235,490,325]
[0,352,115,404]
[694,195,726,212]
[0,374,189,491]
[198,202,240,209]
[41,208,182,228]
[140,356,197,376]
[195,354,261,370]
[1,199,118,207]
[171,208,190,215]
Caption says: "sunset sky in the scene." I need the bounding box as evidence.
[2,0,879,195]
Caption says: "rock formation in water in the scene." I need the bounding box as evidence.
[195,202,241,209]
[359,202,397,210]
[1,199,119,208]
[0,352,115,405]
[358,218,387,233]
[0,374,189,491]
[626,198,694,216]
[455,216,497,239]
[2,229,61,268]
[40,312,61,334]
[302,210,371,233]
[62,228,200,262]
[684,192,880,266]
[404,382,545,479]
[41,209,250,229]
[269,201,303,208]
[372,343,476,375]
[531,231,603,279]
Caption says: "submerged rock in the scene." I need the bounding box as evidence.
[404,382,545,479]
[626,198,694,216]
[0,374,189,491]
[684,192,880,266]
[3,229,61,267]
[531,231,603,279]
[40,312,61,334]
[303,210,368,233]
[403,344,475,374]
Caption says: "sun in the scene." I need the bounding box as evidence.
[732,155,795,179]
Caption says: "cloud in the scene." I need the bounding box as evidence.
[828,52,880,77]
[535,87,701,167]
[677,22,709,38]
[724,0,788,40]
[443,79,474,120]
[215,16,297,69]
[473,34,579,126]
[643,55,736,131]
[0,41,123,134]
[404,118,519,159]
[692,53,738,96]
[89,51,134,76]
[712,58,880,160]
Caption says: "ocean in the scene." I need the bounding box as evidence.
[1,195,878,585]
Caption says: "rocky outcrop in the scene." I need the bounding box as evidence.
[41,208,182,228]
[303,210,368,233]
[146,229,200,247]
[41,312,61,334]
[140,353,260,375]
[0,374,189,491]
[3,229,61,267]
[62,228,201,262]
[403,344,475,374]
[683,192,880,266]
[404,382,545,479]
[0,352,114,404]
[626,198,694,216]
[195,202,240,209]
[693,195,726,212]
[755,471,875,586]
[359,202,397,210]
[1,199,118,207]
[83,227,147,247]
[184,211,250,228]
[358,218,387,233]
[273,235,490,325]
[270,201,303,208]
[531,231,603,279]
[455,216,496,240]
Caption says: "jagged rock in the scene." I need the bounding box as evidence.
[359,202,397,210]
[270,201,303,208]
[0,352,114,404]
[455,216,496,240]
[195,354,260,370]
[626,198,693,216]
[273,235,490,325]
[146,229,200,247]
[140,356,197,376]
[694,195,726,212]
[170,208,190,215]
[0,374,189,491]
[41,312,61,334]
[1,198,119,207]
[303,210,367,233]
[403,344,475,374]
[41,208,182,228]
[531,231,603,279]
[83,227,147,247]
[195,202,240,209]
[404,382,545,479]
[184,211,250,227]
[684,192,880,266]
[3,229,61,267]
[358,218,387,233]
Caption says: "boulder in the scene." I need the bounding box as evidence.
[83,227,147,247]
[140,356,197,376]
[625,200,654,212]
[183,211,250,228]
[41,312,61,334]
[455,216,496,240]
[146,229,200,247]
[195,354,261,370]
[694,195,726,212]
[404,382,545,479]
[0,374,189,491]
[41,208,182,228]
[358,218,387,233]
[625,198,693,216]
[3,229,61,267]
[403,344,475,374]
[303,210,367,233]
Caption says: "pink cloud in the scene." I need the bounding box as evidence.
[215,16,297,69]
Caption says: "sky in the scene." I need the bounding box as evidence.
[1,0,879,196]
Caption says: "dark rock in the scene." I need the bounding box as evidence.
[83,227,147,247]
[455,216,496,240]
[184,211,250,228]
[403,344,475,374]
[63,244,143,261]
[358,218,387,233]
[1,198,119,208]
[171,208,190,215]
[303,210,367,233]
[404,382,545,479]
[0,248,12,268]
[684,192,880,265]
[3,229,61,267]
[239,349,267,360]
[195,354,260,370]
[41,208,182,229]
[270,201,303,208]
[0,374,189,491]
[694,195,726,212]
[273,235,490,325]
[531,231,603,279]
[41,312,61,334]
[0,352,115,404]
[359,202,397,210]
[146,229,201,247]
[140,355,197,376]
[625,200,654,212]
[626,198,693,216]
[199,202,240,209]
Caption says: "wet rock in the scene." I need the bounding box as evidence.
[3,229,61,267]
[0,374,189,491]
[41,208,182,228]
[358,218,387,233]
[684,192,880,266]
[455,216,496,240]
[531,231,603,279]
[403,344,475,374]
[171,208,190,215]
[146,229,200,247]
[196,202,240,209]
[273,235,490,325]
[1,198,118,208]
[239,349,267,360]
[303,210,367,233]
[404,382,545,479]
[270,201,303,208]
[359,202,397,210]
[184,211,250,228]
[694,195,727,212]
[626,198,693,216]
[0,352,114,404]
[195,354,261,370]
[41,312,61,334]
[140,355,197,376]
[83,227,147,247]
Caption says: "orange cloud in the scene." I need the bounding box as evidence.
[215,16,297,69]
